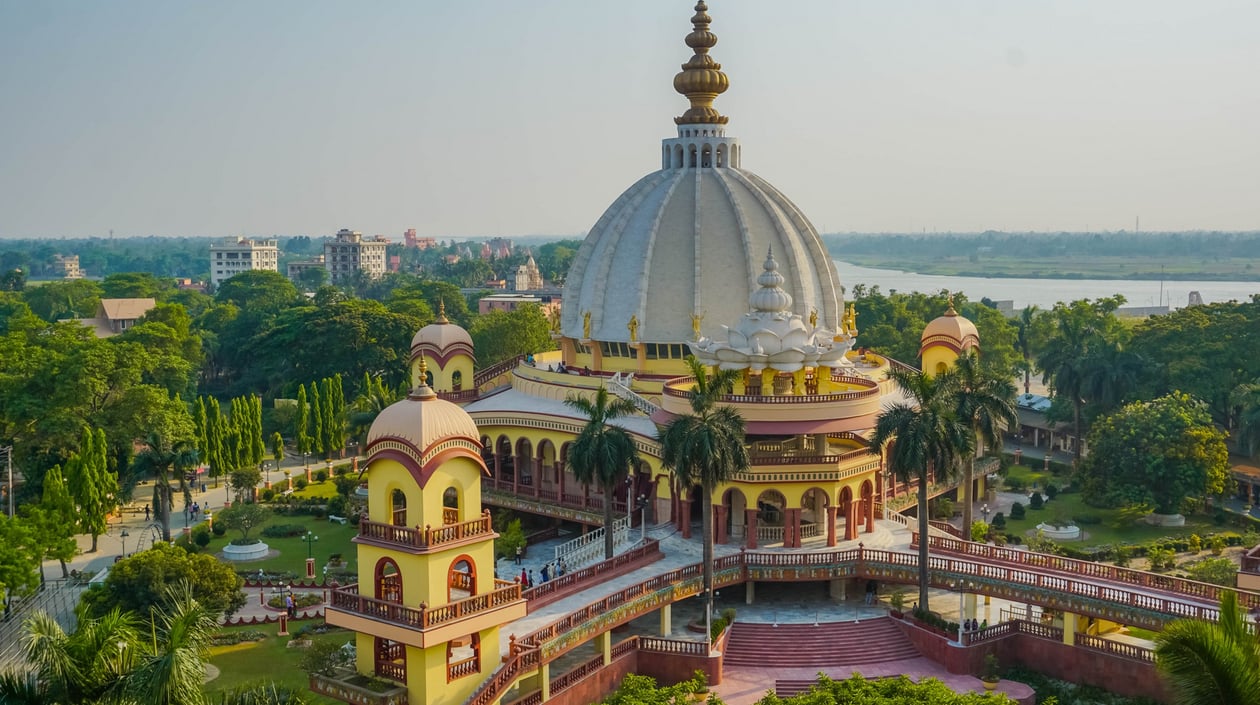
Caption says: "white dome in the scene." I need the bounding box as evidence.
[410,320,473,353]
[367,386,480,452]
[562,167,843,344]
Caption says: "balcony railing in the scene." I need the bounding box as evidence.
[443,506,459,525]
[447,655,479,682]
[358,511,493,551]
[662,374,880,403]
[330,580,523,631]
[309,669,408,705]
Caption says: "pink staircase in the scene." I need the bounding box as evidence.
[723,617,921,669]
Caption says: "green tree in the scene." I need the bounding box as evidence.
[206,397,226,487]
[309,381,325,459]
[214,270,299,313]
[193,396,208,464]
[295,384,311,463]
[321,377,337,459]
[217,502,271,543]
[81,543,246,619]
[564,387,641,560]
[946,351,1017,531]
[658,357,749,637]
[0,514,41,611]
[272,431,285,469]
[101,271,171,299]
[1231,380,1260,458]
[870,368,974,610]
[1080,391,1230,515]
[65,427,117,552]
[1014,305,1041,394]
[31,464,78,577]
[348,374,399,446]
[130,431,199,542]
[1155,591,1260,705]
[469,304,556,366]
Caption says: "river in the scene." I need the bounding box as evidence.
[832,260,1260,311]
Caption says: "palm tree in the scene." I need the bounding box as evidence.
[659,357,749,644]
[1015,305,1040,395]
[947,351,1017,532]
[124,584,220,705]
[1154,591,1260,705]
[3,606,141,704]
[564,387,641,559]
[1036,307,1095,468]
[870,367,974,611]
[131,432,200,542]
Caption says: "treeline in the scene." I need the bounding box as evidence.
[824,231,1260,261]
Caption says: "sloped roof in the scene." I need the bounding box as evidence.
[99,298,156,321]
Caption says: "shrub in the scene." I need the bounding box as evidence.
[1187,534,1202,553]
[1005,477,1026,492]
[212,522,227,537]
[334,464,350,478]
[210,629,267,646]
[1075,514,1102,525]
[991,512,1006,530]
[350,513,361,526]
[1004,533,1023,545]
[1185,557,1239,586]
[1045,483,1059,500]
[1114,545,1131,567]
[495,518,527,560]
[327,496,349,518]
[314,469,328,483]
[1029,492,1044,510]
[333,475,357,498]
[1210,535,1226,555]
[970,521,990,543]
[294,477,309,491]
[1147,547,1175,572]
[193,527,212,548]
[267,592,323,610]
[932,498,954,520]
[299,638,350,676]
[262,524,308,538]
[1010,502,1026,520]
[260,488,276,503]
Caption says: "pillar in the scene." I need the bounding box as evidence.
[865,496,875,533]
[829,578,847,601]
[599,631,612,665]
[963,594,977,621]
[826,506,838,547]
[715,505,729,545]
[845,502,859,541]
[760,370,772,396]
[813,433,828,455]
[1062,612,1079,646]
[745,509,759,549]
[540,662,551,701]
[660,604,672,635]
[745,581,755,605]
[786,509,801,548]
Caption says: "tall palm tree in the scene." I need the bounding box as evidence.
[1154,591,1260,705]
[659,357,748,644]
[124,584,220,705]
[947,351,1017,532]
[564,387,641,559]
[131,432,200,542]
[1015,305,1040,395]
[4,606,141,704]
[1036,307,1096,468]
[1080,339,1143,417]
[870,367,974,611]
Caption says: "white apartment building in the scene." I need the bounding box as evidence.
[210,238,279,286]
[323,229,388,283]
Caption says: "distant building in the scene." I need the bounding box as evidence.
[287,255,327,282]
[388,254,401,272]
[210,237,279,287]
[511,255,544,291]
[175,278,206,292]
[478,293,560,318]
[324,229,388,283]
[53,254,83,279]
[484,237,513,259]
[403,229,437,249]
[77,298,157,338]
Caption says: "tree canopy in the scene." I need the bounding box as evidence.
[81,543,247,619]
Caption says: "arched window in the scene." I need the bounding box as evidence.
[447,633,481,682]
[375,558,402,603]
[451,370,463,391]
[391,489,407,526]
[443,487,460,524]
[448,556,476,601]
[936,361,948,376]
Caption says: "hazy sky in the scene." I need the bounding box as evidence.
[2,1,1257,239]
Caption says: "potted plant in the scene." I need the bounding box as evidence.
[980,653,1001,692]
[889,589,906,618]
[688,670,709,702]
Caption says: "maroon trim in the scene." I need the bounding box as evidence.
[409,344,476,367]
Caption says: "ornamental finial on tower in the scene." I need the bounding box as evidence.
[674,1,729,125]
[436,298,449,324]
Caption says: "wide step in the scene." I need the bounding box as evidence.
[723,617,921,668]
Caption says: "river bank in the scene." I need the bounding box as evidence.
[830,254,1260,282]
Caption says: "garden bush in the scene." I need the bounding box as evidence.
[1029,492,1044,510]
[1210,535,1226,555]
[1005,477,1027,492]
[970,521,990,542]
[1114,545,1132,567]
[210,629,267,646]
[212,522,227,537]
[1045,483,1059,500]
[334,464,350,478]
[991,512,1006,530]
[1075,514,1102,525]
[263,524,308,538]
[327,496,349,518]
[1004,533,1023,545]
[314,469,328,483]
[294,477,309,490]
[267,593,323,610]
[193,527,212,548]
[260,488,276,503]
[1187,534,1202,553]
[1010,502,1026,520]
[1146,547,1175,572]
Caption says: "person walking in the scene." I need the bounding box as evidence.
[515,546,523,565]
[144,504,151,521]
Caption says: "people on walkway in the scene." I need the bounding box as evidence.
[515,546,523,565]
[541,564,550,583]
[144,504,150,521]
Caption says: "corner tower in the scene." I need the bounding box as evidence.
[560,1,844,376]
[410,301,476,395]
[322,361,525,705]
[919,297,980,376]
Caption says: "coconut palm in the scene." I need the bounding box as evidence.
[659,357,748,643]
[130,432,199,542]
[1154,591,1260,705]
[870,367,974,611]
[2,606,141,704]
[123,584,220,705]
[1015,305,1040,395]
[565,386,641,559]
[946,351,1017,532]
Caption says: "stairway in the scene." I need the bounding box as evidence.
[723,617,921,669]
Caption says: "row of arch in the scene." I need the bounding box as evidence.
[668,479,879,548]
[481,435,654,518]
[373,554,475,605]
[662,142,742,169]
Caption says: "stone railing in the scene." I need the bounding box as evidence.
[474,355,525,390]
[662,375,881,403]
[357,511,493,551]
[553,515,632,568]
[608,372,658,415]
[447,655,479,682]
[526,540,663,606]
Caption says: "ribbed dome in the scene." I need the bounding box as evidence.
[921,302,980,350]
[410,320,473,352]
[366,385,480,451]
[562,168,843,344]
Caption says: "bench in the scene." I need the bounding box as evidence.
[328,515,347,525]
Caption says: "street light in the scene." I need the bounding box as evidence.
[981,504,990,523]
[120,530,130,558]
[637,494,648,545]
[304,531,319,560]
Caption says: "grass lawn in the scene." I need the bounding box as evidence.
[1003,464,1061,491]
[998,491,1220,547]
[206,621,351,702]
[201,511,360,578]
[289,478,340,500]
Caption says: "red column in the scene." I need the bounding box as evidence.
[845,501,859,541]
[788,509,802,548]
[826,506,838,547]
[512,455,519,496]
[715,505,729,544]
[745,508,759,549]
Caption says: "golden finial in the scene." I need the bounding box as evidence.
[674,1,729,125]
[411,356,436,400]
[945,294,958,316]
[436,298,449,324]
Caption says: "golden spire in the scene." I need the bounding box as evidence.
[945,294,958,316]
[411,356,436,400]
[674,1,729,125]
[436,298,449,324]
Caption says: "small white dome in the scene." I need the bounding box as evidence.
[367,385,480,451]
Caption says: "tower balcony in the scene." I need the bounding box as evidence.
[355,511,495,554]
[655,374,881,430]
[326,580,526,649]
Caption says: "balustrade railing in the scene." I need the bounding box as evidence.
[358,511,493,551]
[329,580,523,631]
[310,669,408,705]
[443,507,459,525]
[375,660,406,683]
[553,516,633,568]
[474,354,525,389]
[447,656,479,682]
[527,540,662,604]
[662,375,880,403]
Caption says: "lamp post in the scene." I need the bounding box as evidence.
[120,529,130,559]
[637,494,648,545]
[304,531,319,579]
[982,504,990,523]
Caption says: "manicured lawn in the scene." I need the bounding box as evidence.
[998,491,1219,547]
[290,477,340,500]
[1002,463,1061,491]
[206,621,350,702]
[201,512,360,578]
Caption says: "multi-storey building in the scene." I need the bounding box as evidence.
[210,237,279,287]
[52,254,83,279]
[324,229,389,283]
[286,254,327,283]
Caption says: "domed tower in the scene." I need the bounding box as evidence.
[560,1,844,376]
[410,301,476,395]
[324,361,525,705]
[919,297,980,376]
